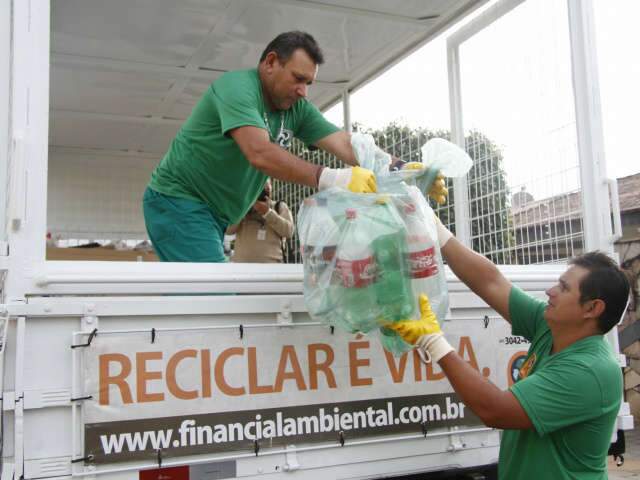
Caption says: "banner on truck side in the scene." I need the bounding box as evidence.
[81,322,495,464]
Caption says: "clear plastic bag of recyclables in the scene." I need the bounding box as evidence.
[298,134,472,355]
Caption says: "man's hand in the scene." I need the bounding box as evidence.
[428,173,448,205]
[387,294,441,344]
[389,156,406,171]
[403,163,448,205]
[253,200,270,216]
[386,294,454,363]
[318,166,377,193]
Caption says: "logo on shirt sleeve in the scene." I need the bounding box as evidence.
[508,351,536,386]
[518,353,537,382]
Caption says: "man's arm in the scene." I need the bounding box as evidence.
[230,126,321,186]
[230,126,375,193]
[438,352,532,429]
[438,221,513,323]
[389,296,532,430]
[314,131,402,169]
[264,202,294,239]
[313,131,358,166]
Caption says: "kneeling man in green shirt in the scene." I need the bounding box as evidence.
[143,31,381,262]
[388,218,630,480]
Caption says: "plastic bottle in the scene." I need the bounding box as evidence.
[371,197,415,321]
[368,197,415,354]
[334,208,378,333]
[404,202,448,320]
[299,198,316,288]
[301,198,339,322]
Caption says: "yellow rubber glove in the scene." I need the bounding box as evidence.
[403,163,448,205]
[429,174,448,205]
[386,294,442,344]
[318,166,377,193]
[348,166,377,193]
[386,294,454,363]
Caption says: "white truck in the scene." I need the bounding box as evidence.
[0,0,632,479]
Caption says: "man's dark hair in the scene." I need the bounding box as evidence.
[259,31,324,65]
[569,251,630,333]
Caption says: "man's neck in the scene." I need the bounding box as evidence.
[550,326,600,354]
[257,67,277,112]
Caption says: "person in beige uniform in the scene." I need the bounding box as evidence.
[228,179,293,263]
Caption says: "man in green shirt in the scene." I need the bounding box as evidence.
[144,31,378,262]
[389,219,630,479]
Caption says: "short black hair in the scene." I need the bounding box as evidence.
[569,251,630,333]
[259,31,324,65]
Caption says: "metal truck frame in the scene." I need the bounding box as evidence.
[0,1,632,479]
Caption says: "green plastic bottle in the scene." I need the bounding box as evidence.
[368,197,415,354]
[371,197,415,322]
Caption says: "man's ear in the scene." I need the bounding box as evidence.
[584,298,605,320]
[263,51,280,70]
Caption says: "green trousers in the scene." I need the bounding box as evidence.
[143,187,228,262]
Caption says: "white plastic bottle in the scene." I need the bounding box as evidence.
[403,202,448,320]
[334,208,378,333]
[302,198,339,321]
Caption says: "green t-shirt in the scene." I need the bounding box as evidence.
[148,68,340,224]
[499,286,622,480]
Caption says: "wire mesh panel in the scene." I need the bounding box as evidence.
[47,150,159,241]
[276,3,584,267]
[273,126,457,264]
[272,142,340,263]
[454,0,583,265]
[367,126,459,238]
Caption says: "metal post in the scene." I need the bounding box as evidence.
[446,40,471,247]
[342,90,352,133]
[0,0,10,252]
[14,316,26,480]
[568,0,628,389]
[5,0,51,300]
[567,0,613,254]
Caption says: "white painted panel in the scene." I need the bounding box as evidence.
[50,116,148,151]
[17,291,505,476]
[47,149,160,239]
[48,0,484,155]
[50,65,177,117]
[165,77,218,119]
[0,0,9,245]
[51,0,231,67]
[198,2,424,82]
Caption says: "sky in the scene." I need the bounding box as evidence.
[324,0,639,200]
